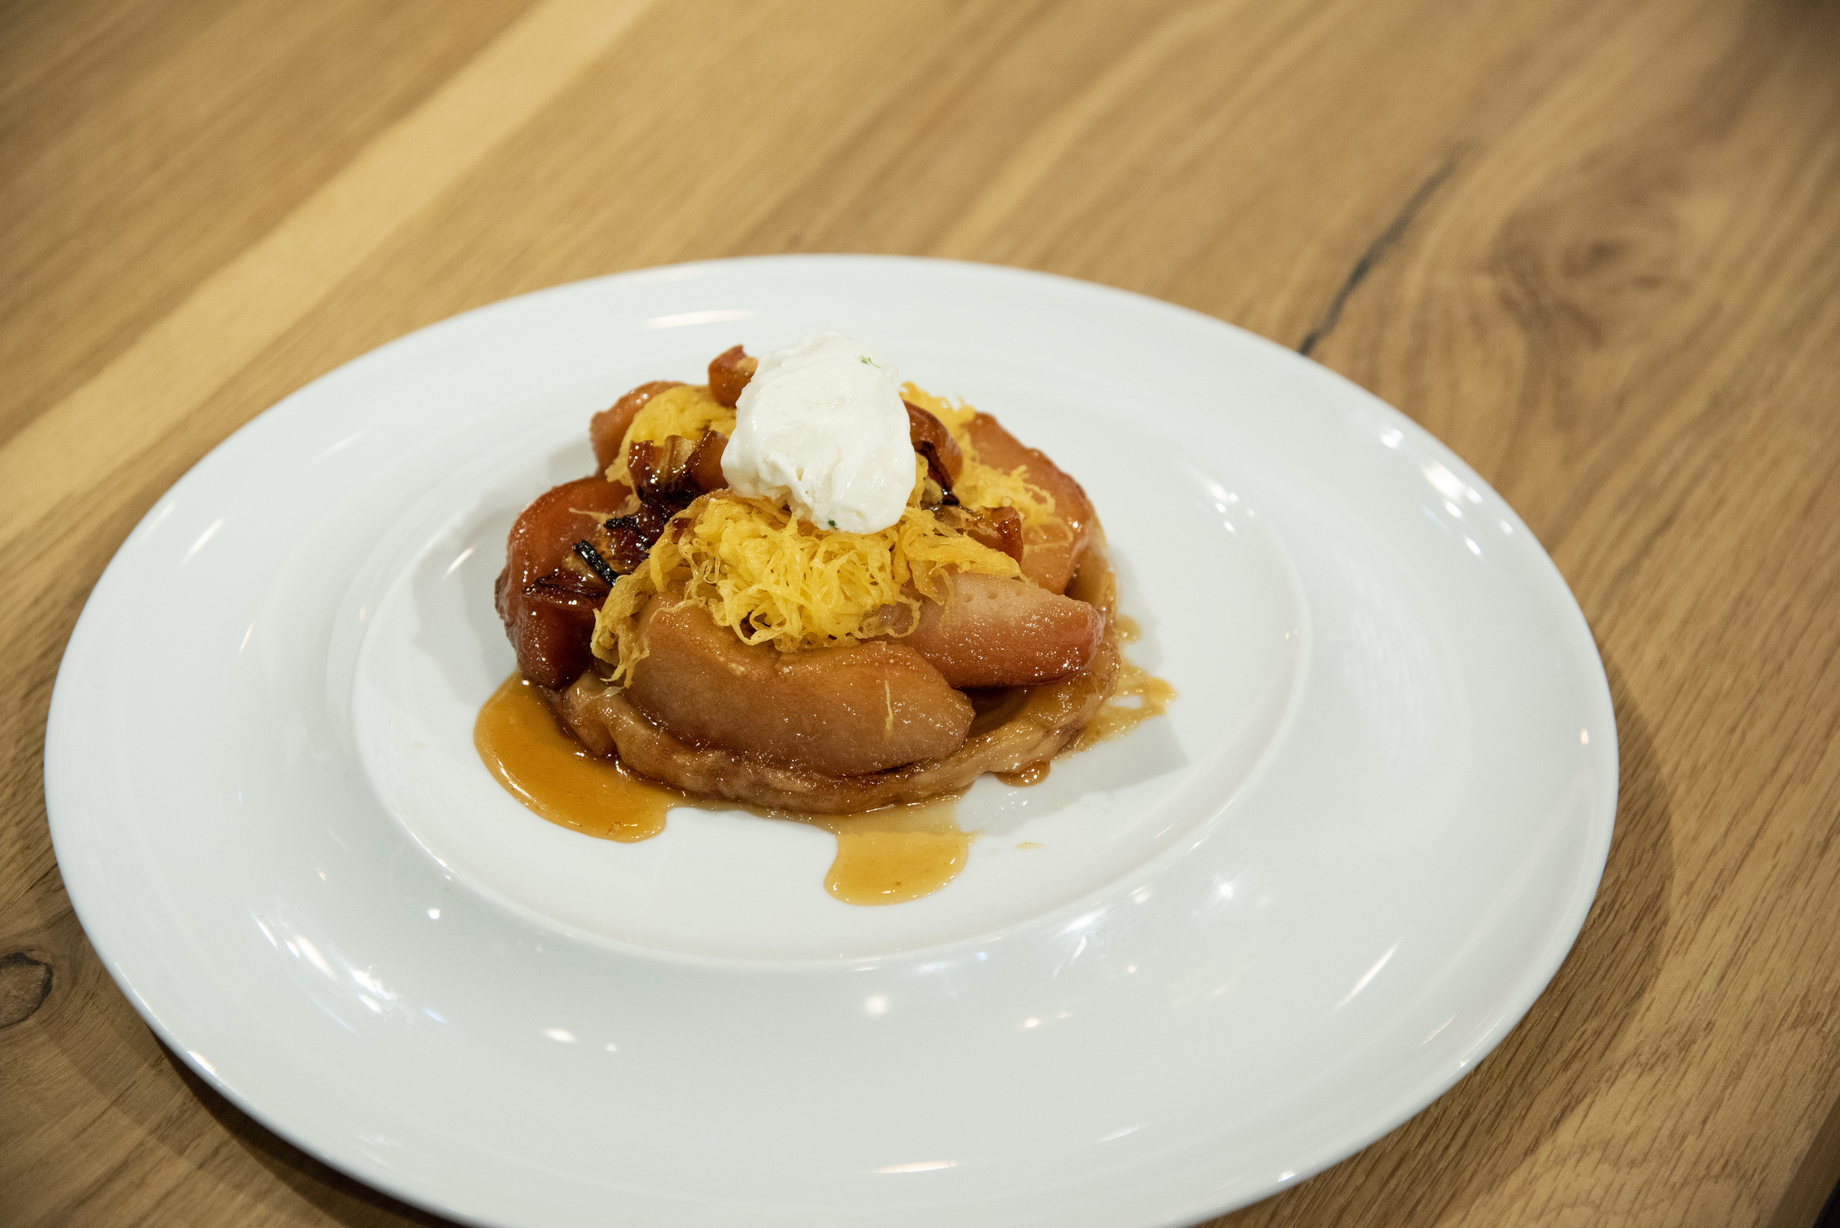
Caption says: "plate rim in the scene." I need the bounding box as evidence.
[44,252,1618,1228]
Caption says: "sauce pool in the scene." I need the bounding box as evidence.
[475,674,973,905]
[806,801,971,905]
[475,674,671,842]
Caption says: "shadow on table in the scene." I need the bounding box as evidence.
[161,1045,466,1228]
[1203,652,1676,1227]
[1768,1090,1840,1228]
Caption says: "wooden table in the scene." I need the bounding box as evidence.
[4,1,1838,1224]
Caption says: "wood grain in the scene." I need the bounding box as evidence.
[3,1,1837,1225]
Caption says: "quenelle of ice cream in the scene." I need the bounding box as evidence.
[720,332,914,533]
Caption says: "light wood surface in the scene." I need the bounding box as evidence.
[4,1,1838,1224]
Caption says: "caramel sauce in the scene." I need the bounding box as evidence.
[475,674,672,841]
[804,801,972,906]
[475,674,973,905]
[996,760,1052,786]
[1074,659,1177,750]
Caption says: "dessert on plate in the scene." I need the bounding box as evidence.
[492,333,1136,814]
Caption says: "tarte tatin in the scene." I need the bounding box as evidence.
[491,338,1152,818]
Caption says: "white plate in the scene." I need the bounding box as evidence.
[46,256,1616,1227]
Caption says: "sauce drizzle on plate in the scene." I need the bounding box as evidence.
[475,674,670,842]
[475,674,974,904]
[1076,660,1176,750]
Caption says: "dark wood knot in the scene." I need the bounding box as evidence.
[0,951,53,1028]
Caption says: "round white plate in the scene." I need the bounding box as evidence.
[46,256,1615,1228]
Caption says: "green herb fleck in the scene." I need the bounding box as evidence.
[827,518,838,529]
[860,355,876,366]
